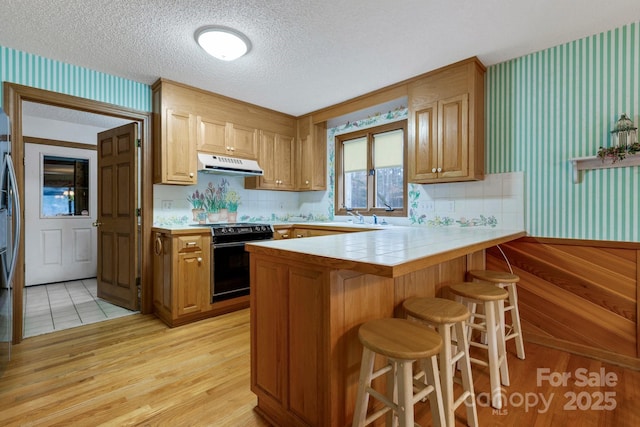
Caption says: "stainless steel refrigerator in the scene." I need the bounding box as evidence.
[0,108,21,370]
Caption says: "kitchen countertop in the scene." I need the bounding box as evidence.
[246,225,526,278]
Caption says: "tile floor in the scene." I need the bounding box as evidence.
[23,278,138,338]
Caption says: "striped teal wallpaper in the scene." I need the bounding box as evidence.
[486,21,640,242]
[0,45,151,111]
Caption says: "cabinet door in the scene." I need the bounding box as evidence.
[251,258,289,405]
[274,134,295,190]
[410,101,438,181]
[196,116,228,155]
[165,109,197,184]
[298,128,326,191]
[229,123,258,159]
[176,250,207,317]
[257,130,277,188]
[438,93,469,179]
[152,233,172,315]
[298,134,312,190]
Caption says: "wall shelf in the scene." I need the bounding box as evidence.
[569,154,640,183]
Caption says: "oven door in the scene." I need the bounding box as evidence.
[211,241,251,303]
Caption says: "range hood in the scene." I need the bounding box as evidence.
[197,153,264,176]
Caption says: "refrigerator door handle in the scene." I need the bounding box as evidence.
[5,155,20,287]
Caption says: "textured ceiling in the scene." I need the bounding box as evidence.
[2,0,640,117]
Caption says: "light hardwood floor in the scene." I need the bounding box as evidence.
[0,308,638,426]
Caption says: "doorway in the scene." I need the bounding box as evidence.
[4,82,153,344]
[21,111,139,337]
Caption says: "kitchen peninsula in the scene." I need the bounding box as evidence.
[246,224,525,427]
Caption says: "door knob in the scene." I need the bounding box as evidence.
[92,221,102,227]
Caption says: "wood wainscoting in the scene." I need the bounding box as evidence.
[487,237,640,370]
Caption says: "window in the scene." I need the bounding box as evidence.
[42,155,90,217]
[335,121,407,216]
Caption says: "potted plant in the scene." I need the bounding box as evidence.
[204,183,220,222]
[187,190,205,221]
[217,178,230,222]
[225,189,241,223]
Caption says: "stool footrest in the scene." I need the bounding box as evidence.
[451,350,465,365]
[370,364,393,382]
[453,390,473,411]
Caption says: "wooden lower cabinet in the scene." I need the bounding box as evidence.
[153,229,251,327]
[153,231,211,326]
[250,250,485,426]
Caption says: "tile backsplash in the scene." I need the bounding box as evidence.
[153,171,524,229]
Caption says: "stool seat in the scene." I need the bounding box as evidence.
[468,269,519,283]
[404,297,470,324]
[359,318,442,360]
[353,318,445,426]
[449,282,508,301]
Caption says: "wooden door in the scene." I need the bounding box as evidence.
[96,123,139,310]
[438,93,468,179]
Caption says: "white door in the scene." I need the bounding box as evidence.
[24,143,97,286]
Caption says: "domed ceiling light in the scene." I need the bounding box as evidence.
[195,26,251,61]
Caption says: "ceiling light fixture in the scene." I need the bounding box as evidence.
[195,26,251,61]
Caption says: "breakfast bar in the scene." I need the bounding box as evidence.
[246,225,525,427]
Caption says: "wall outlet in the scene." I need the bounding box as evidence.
[421,201,435,212]
[161,200,173,210]
[446,200,455,212]
[435,200,455,213]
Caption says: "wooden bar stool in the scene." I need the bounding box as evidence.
[448,282,510,410]
[468,269,525,359]
[403,297,478,427]
[352,318,445,427]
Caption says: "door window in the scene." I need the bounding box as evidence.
[42,155,90,217]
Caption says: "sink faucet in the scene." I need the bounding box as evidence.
[347,211,364,224]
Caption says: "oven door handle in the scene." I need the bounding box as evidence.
[213,238,273,249]
[213,241,250,249]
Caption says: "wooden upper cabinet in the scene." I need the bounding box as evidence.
[408,57,485,184]
[162,108,197,185]
[153,79,295,186]
[246,131,295,190]
[297,118,327,191]
[197,117,258,160]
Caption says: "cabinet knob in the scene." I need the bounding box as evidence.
[197,257,203,263]
[431,168,436,173]
[189,172,194,178]
[296,234,304,238]
[282,234,290,239]
[230,147,235,152]
[437,167,442,173]
[305,180,309,185]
